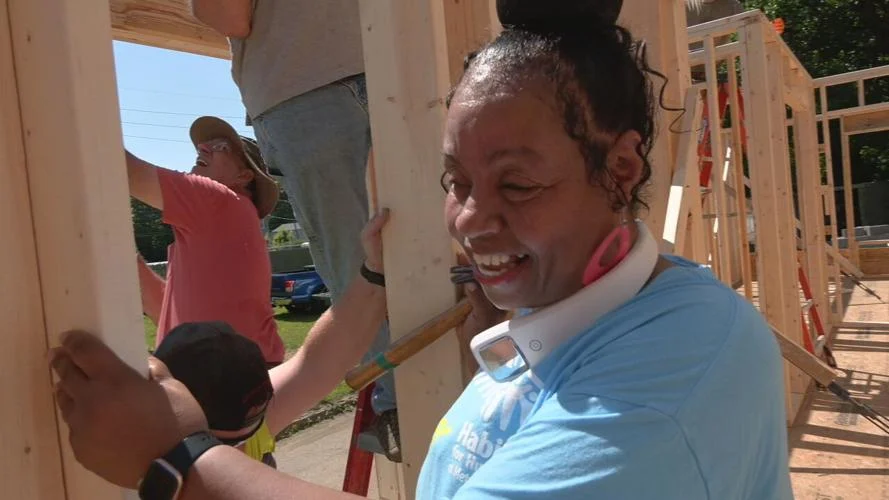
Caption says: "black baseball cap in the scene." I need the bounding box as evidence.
[154,321,274,432]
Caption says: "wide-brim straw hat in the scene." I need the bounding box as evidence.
[189,116,279,219]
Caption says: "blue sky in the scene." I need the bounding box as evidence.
[114,41,251,172]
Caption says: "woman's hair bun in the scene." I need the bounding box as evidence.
[496,0,624,35]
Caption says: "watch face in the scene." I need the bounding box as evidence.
[139,459,183,500]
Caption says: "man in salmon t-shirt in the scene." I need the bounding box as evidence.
[129,116,285,366]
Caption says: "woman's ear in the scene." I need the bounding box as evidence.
[605,130,644,203]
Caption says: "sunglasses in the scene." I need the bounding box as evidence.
[199,138,234,154]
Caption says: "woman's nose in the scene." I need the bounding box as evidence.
[453,193,504,239]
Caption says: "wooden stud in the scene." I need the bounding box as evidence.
[359,0,496,496]
[442,0,496,85]
[857,79,866,107]
[793,91,830,334]
[740,21,804,423]
[818,86,844,324]
[727,56,753,299]
[109,0,229,59]
[618,0,691,251]
[702,35,732,285]
[839,124,859,267]
[765,40,808,402]
[0,0,67,497]
[7,0,148,498]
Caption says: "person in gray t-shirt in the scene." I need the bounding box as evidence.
[190,0,401,462]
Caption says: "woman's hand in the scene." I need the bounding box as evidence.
[361,208,389,274]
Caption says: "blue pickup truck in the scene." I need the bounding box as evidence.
[270,266,331,314]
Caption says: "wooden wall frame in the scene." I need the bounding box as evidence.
[678,11,833,422]
[6,1,884,498]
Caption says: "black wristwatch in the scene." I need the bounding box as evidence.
[138,431,222,500]
[360,262,386,287]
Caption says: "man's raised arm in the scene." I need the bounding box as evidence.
[126,150,164,210]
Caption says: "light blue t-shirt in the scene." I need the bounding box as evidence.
[417,256,793,499]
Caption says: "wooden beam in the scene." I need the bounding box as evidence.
[619,0,690,252]
[813,64,889,88]
[359,0,496,496]
[0,0,67,497]
[686,10,762,44]
[109,0,229,59]
[844,108,889,136]
[818,101,889,120]
[825,244,864,279]
[6,0,147,498]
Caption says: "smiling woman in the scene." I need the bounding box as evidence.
[418,0,795,497]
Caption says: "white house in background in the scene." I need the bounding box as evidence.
[270,222,307,243]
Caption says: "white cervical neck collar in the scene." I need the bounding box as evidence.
[470,220,659,382]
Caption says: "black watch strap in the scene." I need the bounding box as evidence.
[164,431,222,478]
[360,263,386,287]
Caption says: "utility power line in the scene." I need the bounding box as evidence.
[120,107,245,121]
[119,86,242,102]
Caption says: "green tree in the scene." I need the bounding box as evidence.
[742,0,889,184]
[131,198,173,262]
[267,186,296,233]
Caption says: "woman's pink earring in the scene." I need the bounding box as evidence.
[582,211,632,286]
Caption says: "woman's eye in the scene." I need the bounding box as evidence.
[441,171,470,193]
[501,183,541,201]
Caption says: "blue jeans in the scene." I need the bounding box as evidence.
[252,74,396,414]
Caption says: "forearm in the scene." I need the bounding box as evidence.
[137,255,165,324]
[126,150,164,209]
[266,276,387,435]
[183,445,360,500]
[189,0,253,38]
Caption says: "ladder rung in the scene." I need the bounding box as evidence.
[703,212,740,220]
[701,187,713,194]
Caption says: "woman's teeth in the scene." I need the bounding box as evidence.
[474,253,527,276]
